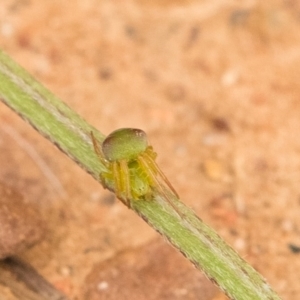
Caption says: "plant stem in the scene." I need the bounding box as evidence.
[0,257,69,300]
[0,49,282,300]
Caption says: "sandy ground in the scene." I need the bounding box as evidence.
[1,1,300,299]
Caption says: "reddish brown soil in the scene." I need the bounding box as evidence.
[1,1,300,299]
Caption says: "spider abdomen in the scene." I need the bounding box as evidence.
[102,128,148,162]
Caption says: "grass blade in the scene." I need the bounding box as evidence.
[0,49,281,300]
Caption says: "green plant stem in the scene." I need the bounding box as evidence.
[0,49,281,300]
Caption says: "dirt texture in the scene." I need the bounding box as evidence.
[1,1,300,299]
[0,183,44,259]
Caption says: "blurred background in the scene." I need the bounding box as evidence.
[1,0,300,299]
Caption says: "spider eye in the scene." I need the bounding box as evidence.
[102,128,148,162]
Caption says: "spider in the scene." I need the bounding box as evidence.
[91,128,179,209]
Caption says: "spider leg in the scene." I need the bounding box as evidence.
[111,160,132,207]
[142,152,179,198]
[138,155,183,219]
[119,159,132,207]
[91,131,108,167]
[112,161,121,195]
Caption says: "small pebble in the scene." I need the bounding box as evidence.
[288,243,300,254]
[203,159,224,181]
[234,238,246,251]
[97,281,109,291]
[221,69,239,86]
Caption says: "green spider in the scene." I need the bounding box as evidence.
[91,128,179,209]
